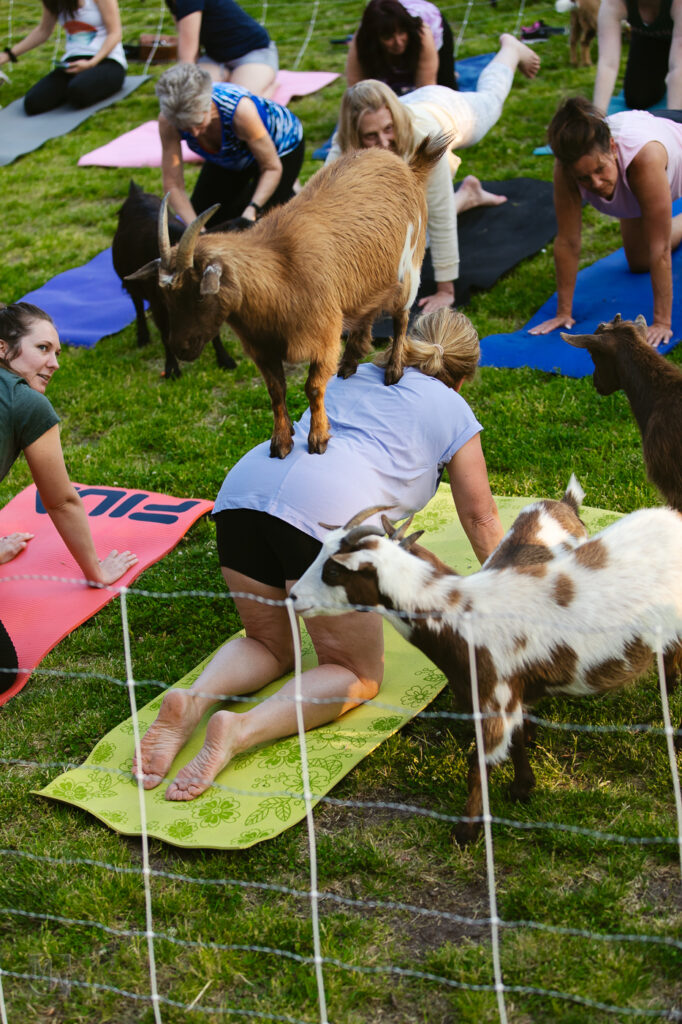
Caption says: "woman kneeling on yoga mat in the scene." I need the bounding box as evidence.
[156,62,304,229]
[530,97,682,348]
[0,303,137,694]
[327,33,540,313]
[134,308,505,801]
[0,0,127,116]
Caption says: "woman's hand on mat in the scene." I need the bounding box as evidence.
[529,314,576,335]
[0,532,34,564]
[647,322,673,348]
[418,282,455,314]
[89,549,139,587]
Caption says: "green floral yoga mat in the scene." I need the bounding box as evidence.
[36,488,620,849]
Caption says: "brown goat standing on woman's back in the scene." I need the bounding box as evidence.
[127,135,450,458]
[563,314,682,510]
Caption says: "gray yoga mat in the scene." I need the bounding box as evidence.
[0,75,149,166]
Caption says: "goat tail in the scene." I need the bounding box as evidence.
[408,132,452,184]
[563,473,585,513]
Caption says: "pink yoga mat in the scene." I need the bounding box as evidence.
[77,70,339,167]
[0,483,213,705]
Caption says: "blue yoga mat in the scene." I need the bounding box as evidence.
[18,248,136,348]
[480,198,682,376]
[455,51,494,90]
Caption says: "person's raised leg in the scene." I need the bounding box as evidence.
[493,33,541,79]
[165,598,385,800]
[133,568,295,789]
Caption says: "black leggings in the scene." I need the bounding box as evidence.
[191,138,305,226]
[623,33,671,109]
[23,57,126,115]
[214,508,322,589]
[0,617,18,695]
[437,17,458,90]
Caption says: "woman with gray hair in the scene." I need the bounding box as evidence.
[156,63,304,228]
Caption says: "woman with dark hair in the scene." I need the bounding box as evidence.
[0,302,137,694]
[0,0,126,116]
[346,0,456,94]
[529,97,682,348]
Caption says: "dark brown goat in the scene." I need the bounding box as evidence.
[112,180,236,379]
[563,314,682,511]
[126,136,449,458]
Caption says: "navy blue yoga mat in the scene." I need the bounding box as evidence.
[18,248,137,348]
[480,198,682,376]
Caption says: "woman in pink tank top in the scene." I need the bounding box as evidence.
[530,96,682,348]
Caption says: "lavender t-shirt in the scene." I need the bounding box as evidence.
[213,363,482,541]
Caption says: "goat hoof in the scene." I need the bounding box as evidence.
[337,362,358,379]
[269,437,293,459]
[163,366,182,381]
[307,436,330,455]
[217,354,237,370]
[453,820,481,847]
[509,781,533,804]
[384,366,404,386]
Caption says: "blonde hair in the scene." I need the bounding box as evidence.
[336,79,415,157]
[374,308,480,387]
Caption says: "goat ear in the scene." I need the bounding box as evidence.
[400,530,425,549]
[125,258,161,282]
[561,331,606,351]
[200,262,223,295]
[330,551,354,566]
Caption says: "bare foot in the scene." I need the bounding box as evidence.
[132,689,203,790]
[165,709,240,801]
[455,175,508,214]
[499,32,542,79]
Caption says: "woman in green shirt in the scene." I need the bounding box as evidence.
[0,302,137,692]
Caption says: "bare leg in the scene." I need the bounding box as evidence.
[455,175,508,213]
[228,63,277,99]
[133,570,295,789]
[166,595,384,800]
[493,33,541,79]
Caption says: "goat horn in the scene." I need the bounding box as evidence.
[174,204,221,275]
[319,521,341,531]
[392,514,416,542]
[158,193,173,271]
[342,505,394,530]
[400,529,424,549]
[343,525,385,546]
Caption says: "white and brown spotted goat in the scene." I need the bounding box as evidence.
[127,135,449,458]
[291,482,682,845]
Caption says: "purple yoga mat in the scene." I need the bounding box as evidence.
[18,248,135,348]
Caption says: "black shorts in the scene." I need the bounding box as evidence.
[214,508,323,589]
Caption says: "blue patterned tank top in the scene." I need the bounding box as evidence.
[181,83,303,170]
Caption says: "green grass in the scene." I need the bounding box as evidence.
[1,1,681,1021]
